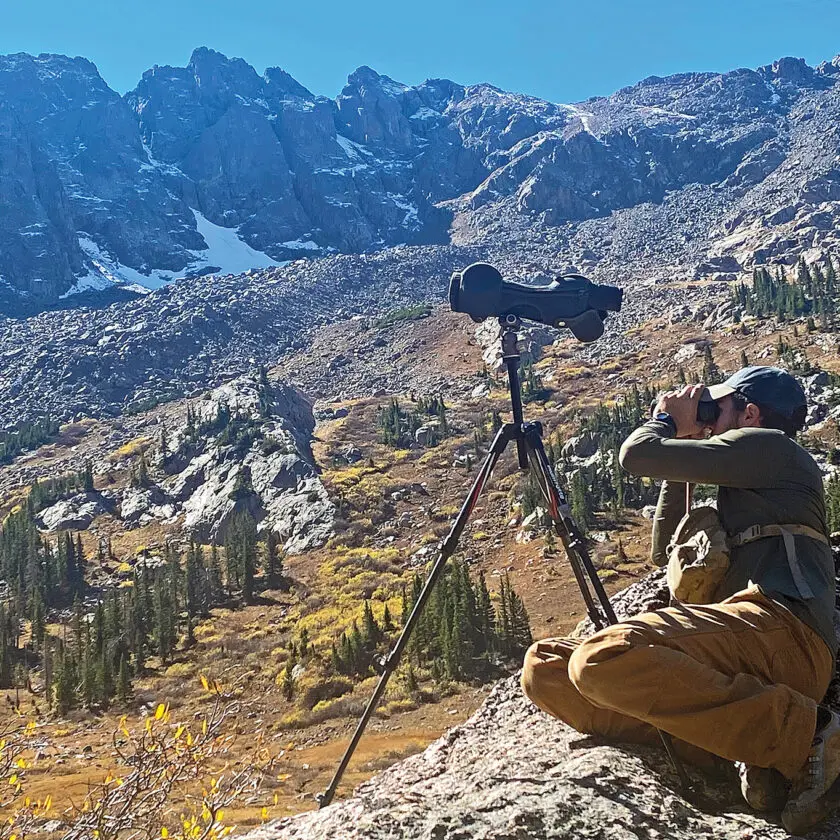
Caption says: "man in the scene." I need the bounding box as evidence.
[520,366,839,834]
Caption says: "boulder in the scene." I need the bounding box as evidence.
[37,491,115,531]
[168,373,335,552]
[561,431,597,459]
[120,486,177,526]
[247,570,840,840]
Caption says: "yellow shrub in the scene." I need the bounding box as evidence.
[165,662,196,678]
[278,710,307,729]
[113,436,151,459]
[379,698,419,716]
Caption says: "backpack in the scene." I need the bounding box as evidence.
[666,506,730,604]
[666,498,829,605]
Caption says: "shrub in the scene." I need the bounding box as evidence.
[299,676,354,710]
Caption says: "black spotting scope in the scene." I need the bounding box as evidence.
[449,262,623,342]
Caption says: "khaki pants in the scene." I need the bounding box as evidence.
[521,586,833,780]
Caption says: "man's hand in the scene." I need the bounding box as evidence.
[654,384,706,438]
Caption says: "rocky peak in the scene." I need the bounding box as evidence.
[337,66,414,150]
[5,47,840,309]
[263,66,314,100]
[187,46,265,102]
[760,55,822,87]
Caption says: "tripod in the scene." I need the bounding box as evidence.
[316,315,688,808]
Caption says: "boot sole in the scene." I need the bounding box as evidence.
[782,774,840,835]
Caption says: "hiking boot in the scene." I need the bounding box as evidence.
[782,708,840,835]
[736,762,789,812]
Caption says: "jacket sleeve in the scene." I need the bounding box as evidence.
[651,480,690,567]
[618,423,791,488]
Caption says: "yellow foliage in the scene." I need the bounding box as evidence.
[380,698,419,716]
[558,366,590,378]
[278,710,307,729]
[113,436,151,459]
[417,449,444,466]
[165,662,197,678]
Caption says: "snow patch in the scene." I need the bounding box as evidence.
[634,105,698,121]
[139,142,186,178]
[410,107,440,120]
[280,239,321,251]
[191,210,282,275]
[388,193,420,228]
[336,134,374,160]
[64,212,283,298]
[379,77,409,97]
[559,104,597,134]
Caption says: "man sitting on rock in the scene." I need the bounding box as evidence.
[521,366,839,835]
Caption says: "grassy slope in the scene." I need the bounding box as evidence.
[4,298,840,831]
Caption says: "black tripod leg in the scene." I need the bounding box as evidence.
[315,425,514,809]
[522,428,692,793]
[524,431,617,627]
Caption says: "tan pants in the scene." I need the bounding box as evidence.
[521,586,833,780]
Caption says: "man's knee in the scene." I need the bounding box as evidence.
[568,625,636,706]
[520,641,543,703]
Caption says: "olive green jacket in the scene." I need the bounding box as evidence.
[619,421,837,658]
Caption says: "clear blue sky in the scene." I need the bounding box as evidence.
[2,0,840,102]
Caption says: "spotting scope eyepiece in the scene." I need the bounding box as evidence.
[448,262,622,342]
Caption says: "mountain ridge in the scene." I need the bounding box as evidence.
[3,47,840,312]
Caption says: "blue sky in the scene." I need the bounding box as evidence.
[2,0,840,102]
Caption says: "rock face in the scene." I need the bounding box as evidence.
[160,373,334,551]
[247,570,840,840]
[37,491,115,531]
[5,48,840,310]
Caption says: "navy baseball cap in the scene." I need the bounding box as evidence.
[706,366,807,420]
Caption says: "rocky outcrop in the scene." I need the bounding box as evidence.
[247,570,840,840]
[161,373,334,551]
[37,491,115,531]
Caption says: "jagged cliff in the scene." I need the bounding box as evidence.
[3,49,840,310]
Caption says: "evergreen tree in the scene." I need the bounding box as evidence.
[282,645,297,700]
[83,461,95,492]
[382,603,394,632]
[207,543,224,603]
[264,531,283,590]
[117,653,131,703]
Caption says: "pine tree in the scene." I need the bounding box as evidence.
[207,543,224,603]
[154,575,174,664]
[361,601,380,648]
[54,648,75,714]
[185,542,200,620]
[282,646,297,700]
[701,344,721,384]
[117,653,131,703]
[83,461,94,492]
[136,451,149,487]
[264,530,283,590]
[382,603,394,632]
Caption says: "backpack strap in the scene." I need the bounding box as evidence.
[729,523,829,600]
